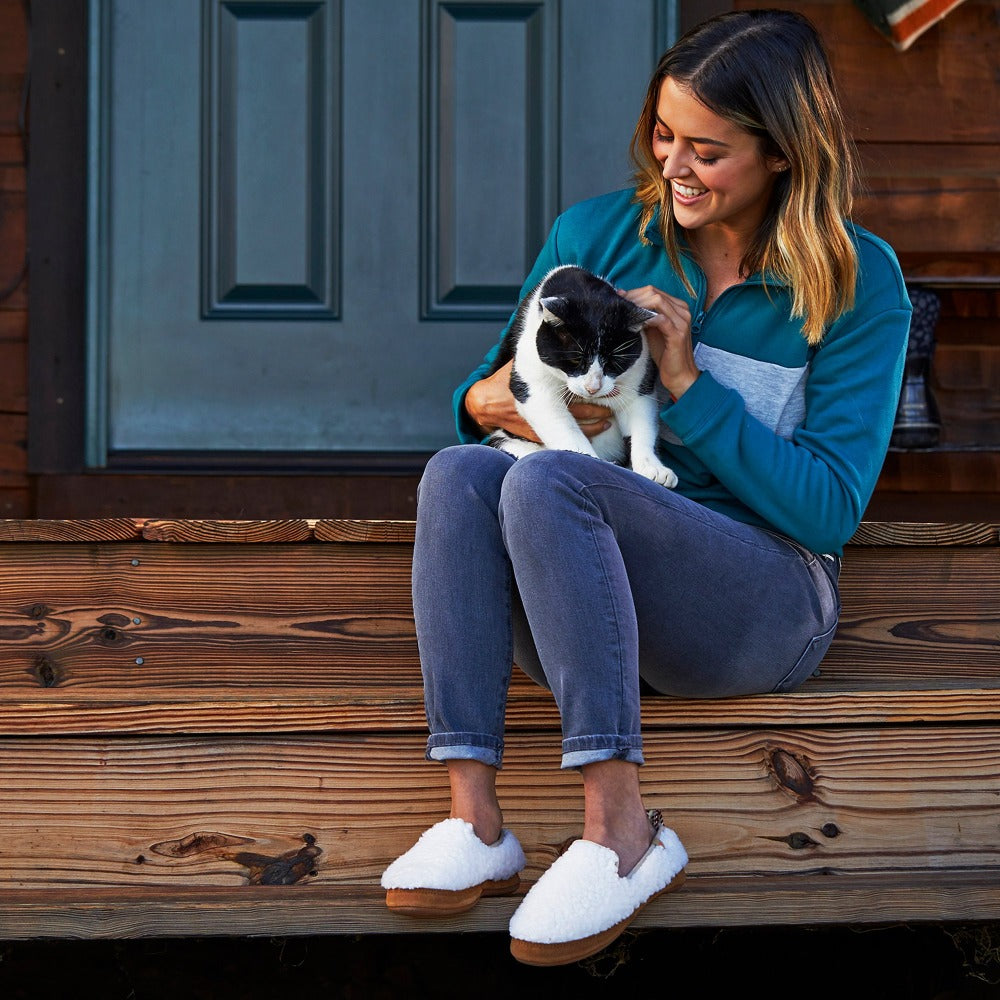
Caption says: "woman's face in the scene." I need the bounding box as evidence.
[652,76,787,241]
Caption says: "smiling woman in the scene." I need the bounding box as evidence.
[383,6,914,971]
[630,9,859,343]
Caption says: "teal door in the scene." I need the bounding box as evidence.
[86,0,673,464]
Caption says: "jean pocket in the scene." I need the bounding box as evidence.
[771,620,839,693]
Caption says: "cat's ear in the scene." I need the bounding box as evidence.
[539,296,567,327]
[628,306,658,332]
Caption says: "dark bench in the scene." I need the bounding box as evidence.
[0,517,997,938]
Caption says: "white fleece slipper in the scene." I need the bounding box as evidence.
[382,818,527,916]
[509,810,687,965]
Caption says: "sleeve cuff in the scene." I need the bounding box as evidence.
[660,372,730,443]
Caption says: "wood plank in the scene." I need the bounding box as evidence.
[0,188,26,308]
[0,728,997,891]
[1,871,998,939]
[866,491,1000,523]
[0,411,26,486]
[34,474,422,520]
[141,519,313,543]
[899,253,1000,287]
[879,450,1000,493]
[0,486,29,518]
[4,686,1000,737]
[0,306,26,340]
[933,344,1000,448]
[0,133,25,166]
[859,142,1000,180]
[0,518,146,542]
[855,177,1000,256]
[849,522,998,546]
[0,1,28,73]
[314,519,417,543]
[0,337,26,411]
[0,541,996,732]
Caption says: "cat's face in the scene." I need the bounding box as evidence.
[535,283,654,399]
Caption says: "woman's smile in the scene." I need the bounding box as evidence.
[671,179,708,203]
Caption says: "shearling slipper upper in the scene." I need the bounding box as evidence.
[381,818,526,892]
[508,818,687,961]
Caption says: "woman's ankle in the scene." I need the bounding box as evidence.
[451,807,503,846]
[446,758,503,845]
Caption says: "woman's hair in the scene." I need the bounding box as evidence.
[629,9,859,344]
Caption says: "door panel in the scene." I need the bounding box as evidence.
[86,0,672,463]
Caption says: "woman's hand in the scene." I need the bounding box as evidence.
[622,286,701,400]
[464,359,613,441]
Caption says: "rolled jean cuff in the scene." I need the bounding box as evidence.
[426,733,503,769]
[561,735,644,770]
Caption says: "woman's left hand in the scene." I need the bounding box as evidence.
[622,286,701,400]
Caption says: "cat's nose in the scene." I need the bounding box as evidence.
[584,375,603,395]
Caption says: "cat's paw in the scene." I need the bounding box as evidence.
[631,455,679,488]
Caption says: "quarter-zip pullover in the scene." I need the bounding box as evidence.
[454,187,911,555]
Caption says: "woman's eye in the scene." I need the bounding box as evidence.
[654,129,672,143]
[693,153,718,166]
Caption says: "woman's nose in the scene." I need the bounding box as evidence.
[661,152,692,180]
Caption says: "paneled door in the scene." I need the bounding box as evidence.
[86,0,672,464]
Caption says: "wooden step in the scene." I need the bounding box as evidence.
[0,518,997,937]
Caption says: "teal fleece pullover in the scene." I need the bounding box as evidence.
[454,188,911,556]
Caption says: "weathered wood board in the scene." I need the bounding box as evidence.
[0,519,997,938]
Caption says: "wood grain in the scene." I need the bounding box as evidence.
[141,519,313,543]
[848,522,999,546]
[879,451,1000,494]
[0,537,996,734]
[0,728,997,890]
[314,519,417,543]
[1,870,998,939]
[0,518,146,542]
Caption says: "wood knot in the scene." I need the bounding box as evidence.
[821,823,840,838]
[94,625,130,646]
[765,746,817,802]
[762,831,820,850]
[31,657,61,688]
[150,831,255,858]
[232,840,324,886]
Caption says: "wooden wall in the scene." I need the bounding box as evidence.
[0,0,29,518]
[3,0,998,519]
[762,0,1000,510]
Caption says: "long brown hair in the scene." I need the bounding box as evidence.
[630,9,858,344]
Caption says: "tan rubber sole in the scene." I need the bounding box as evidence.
[385,874,521,917]
[509,869,686,966]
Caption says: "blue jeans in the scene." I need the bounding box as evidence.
[412,445,840,770]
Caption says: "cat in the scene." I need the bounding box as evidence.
[484,265,678,488]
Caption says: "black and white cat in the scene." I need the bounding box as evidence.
[485,265,678,488]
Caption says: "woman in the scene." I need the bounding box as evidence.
[382,8,911,966]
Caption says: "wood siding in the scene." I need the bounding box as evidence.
[0,0,29,517]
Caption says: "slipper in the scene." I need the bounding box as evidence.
[508,810,687,966]
[381,817,527,916]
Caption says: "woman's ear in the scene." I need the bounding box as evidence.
[769,156,791,175]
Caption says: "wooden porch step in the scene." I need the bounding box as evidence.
[0,518,997,939]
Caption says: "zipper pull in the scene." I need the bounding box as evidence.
[691,310,706,337]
